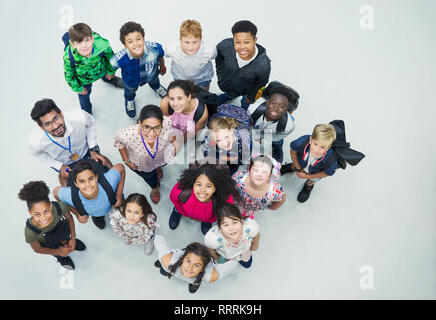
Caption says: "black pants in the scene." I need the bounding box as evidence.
[131,168,159,188]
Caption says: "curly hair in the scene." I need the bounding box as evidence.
[120,193,156,229]
[168,242,212,290]
[18,181,50,210]
[177,163,239,215]
[120,21,145,45]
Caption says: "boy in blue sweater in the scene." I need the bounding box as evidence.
[111,21,167,119]
[281,124,338,202]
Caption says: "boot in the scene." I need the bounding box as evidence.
[297,181,314,203]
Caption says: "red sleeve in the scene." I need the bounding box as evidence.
[226,194,234,205]
[170,182,187,216]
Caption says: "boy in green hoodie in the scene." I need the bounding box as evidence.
[63,23,124,115]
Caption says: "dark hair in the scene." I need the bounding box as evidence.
[18,181,50,210]
[120,21,145,45]
[177,163,238,215]
[138,104,163,124]
[70,160,97,183]
[248,154,273,175]
[68,23,93,43]
[31,99,61,126]
[167,80,197,98]
[120,193,156,229]
[168,242,212,290]
[231,20,258,38]
[216,203,245,228]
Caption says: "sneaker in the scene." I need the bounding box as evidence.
[107,76,125,88]
[92,216,106,230]
[188,283,200,294]
[297,181,314,203]
[57,256,75,270]
[160,267,169,277]
[280,163,298,175]
[154,260,162,269]
[154,85,167,98]
[75,239,86,251]
[144,240,154,255]
[124,99,136,119]
[201,222,212,235]
[169,207,182,230]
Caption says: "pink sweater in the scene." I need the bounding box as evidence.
[170,182,234,223]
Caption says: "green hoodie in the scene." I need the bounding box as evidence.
[63,32,116,92]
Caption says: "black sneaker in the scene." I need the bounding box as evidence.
[154,85,168,99]
[107,76,125,88]
[154,260,162,268]
[188,283,199,294]
[160,267,169,277]
[280,163,297,175]
[92,216,106,230]
[75,239,86,251]
[297,181,314,203]
[201,222,212,235]
[57,256,75,270]
[169,207,182,230]
[124,99,136,119]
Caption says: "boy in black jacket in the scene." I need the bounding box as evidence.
[215,20,271,109]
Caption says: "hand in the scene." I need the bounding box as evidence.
[78,88,88,95]
[90,151,107,166]
[67,238,76,251]
[159,65,167,75]
[77,215,89,224]
[60,165,71,179]
[126,161,138,171]
[113,195,123,208]
[250,241,259,251]
[105,74,114,80]
[296,170,309,179]
[57,246,71,257]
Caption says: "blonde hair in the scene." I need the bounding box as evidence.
[312,124,337,146]
[180,19,202,38]
[208,116,238,132]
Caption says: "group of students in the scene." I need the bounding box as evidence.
[19,18,363,294]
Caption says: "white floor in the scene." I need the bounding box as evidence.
[1,0,435,299]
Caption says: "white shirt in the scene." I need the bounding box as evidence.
[248,97,295,142]
[28,109,98,171]
[164,40,217,84]
[236,47,258,68]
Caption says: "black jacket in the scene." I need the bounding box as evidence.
[215,38,271,102]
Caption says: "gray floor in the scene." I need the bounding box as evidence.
[1,0,435,299]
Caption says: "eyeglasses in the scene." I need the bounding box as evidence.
[42,114,62,129]
[141,125,162,134]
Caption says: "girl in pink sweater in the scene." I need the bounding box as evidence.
[169,163,238,235]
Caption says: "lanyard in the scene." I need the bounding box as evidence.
[140,130,159,159]
[303,143,326,167]
[46,132,72,154]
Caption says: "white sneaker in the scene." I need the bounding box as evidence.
[155,85,167,99]
[144,239,154,255]
[125,99,136,119]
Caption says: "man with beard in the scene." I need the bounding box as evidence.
[247,82,300,163]
[29,98,112,186]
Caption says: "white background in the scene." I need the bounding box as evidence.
[0,0,435,299]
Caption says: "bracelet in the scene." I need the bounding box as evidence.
[123,159,131,164]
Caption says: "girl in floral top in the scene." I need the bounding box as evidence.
[204,203,260,269]
[114,105,180,204]
[232,154,287,219]
[110,193,158,255]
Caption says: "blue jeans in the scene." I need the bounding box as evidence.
[77,76,114,114]
[272,139,284,163]
[124,72,160,102]
[240,95,250,110]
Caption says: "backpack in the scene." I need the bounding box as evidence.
[70,159,116,216]
[327,120,365,170]
[209,104,252,130]
[61,31,105,85]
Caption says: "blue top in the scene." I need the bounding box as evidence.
[290,135,338,176]
[58,169,121,217]
[110,41,164,88]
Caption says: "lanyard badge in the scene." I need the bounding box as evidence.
[45,133,80,161]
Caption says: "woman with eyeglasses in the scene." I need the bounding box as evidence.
[114,105,180,204]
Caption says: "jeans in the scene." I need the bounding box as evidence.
[132,168,159,189]
[124,72,160,102]
[240,95,250,110]
[77,76,114,114]
[271,139,284,163]
[195,80,211,88]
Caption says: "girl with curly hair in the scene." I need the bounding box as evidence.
[18,180,86,270]
[168,163,238,235]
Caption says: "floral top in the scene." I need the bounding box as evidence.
[232,170,286,218]
[109,208,159,245]
[204,218,259,261]
[113,117,174,173]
